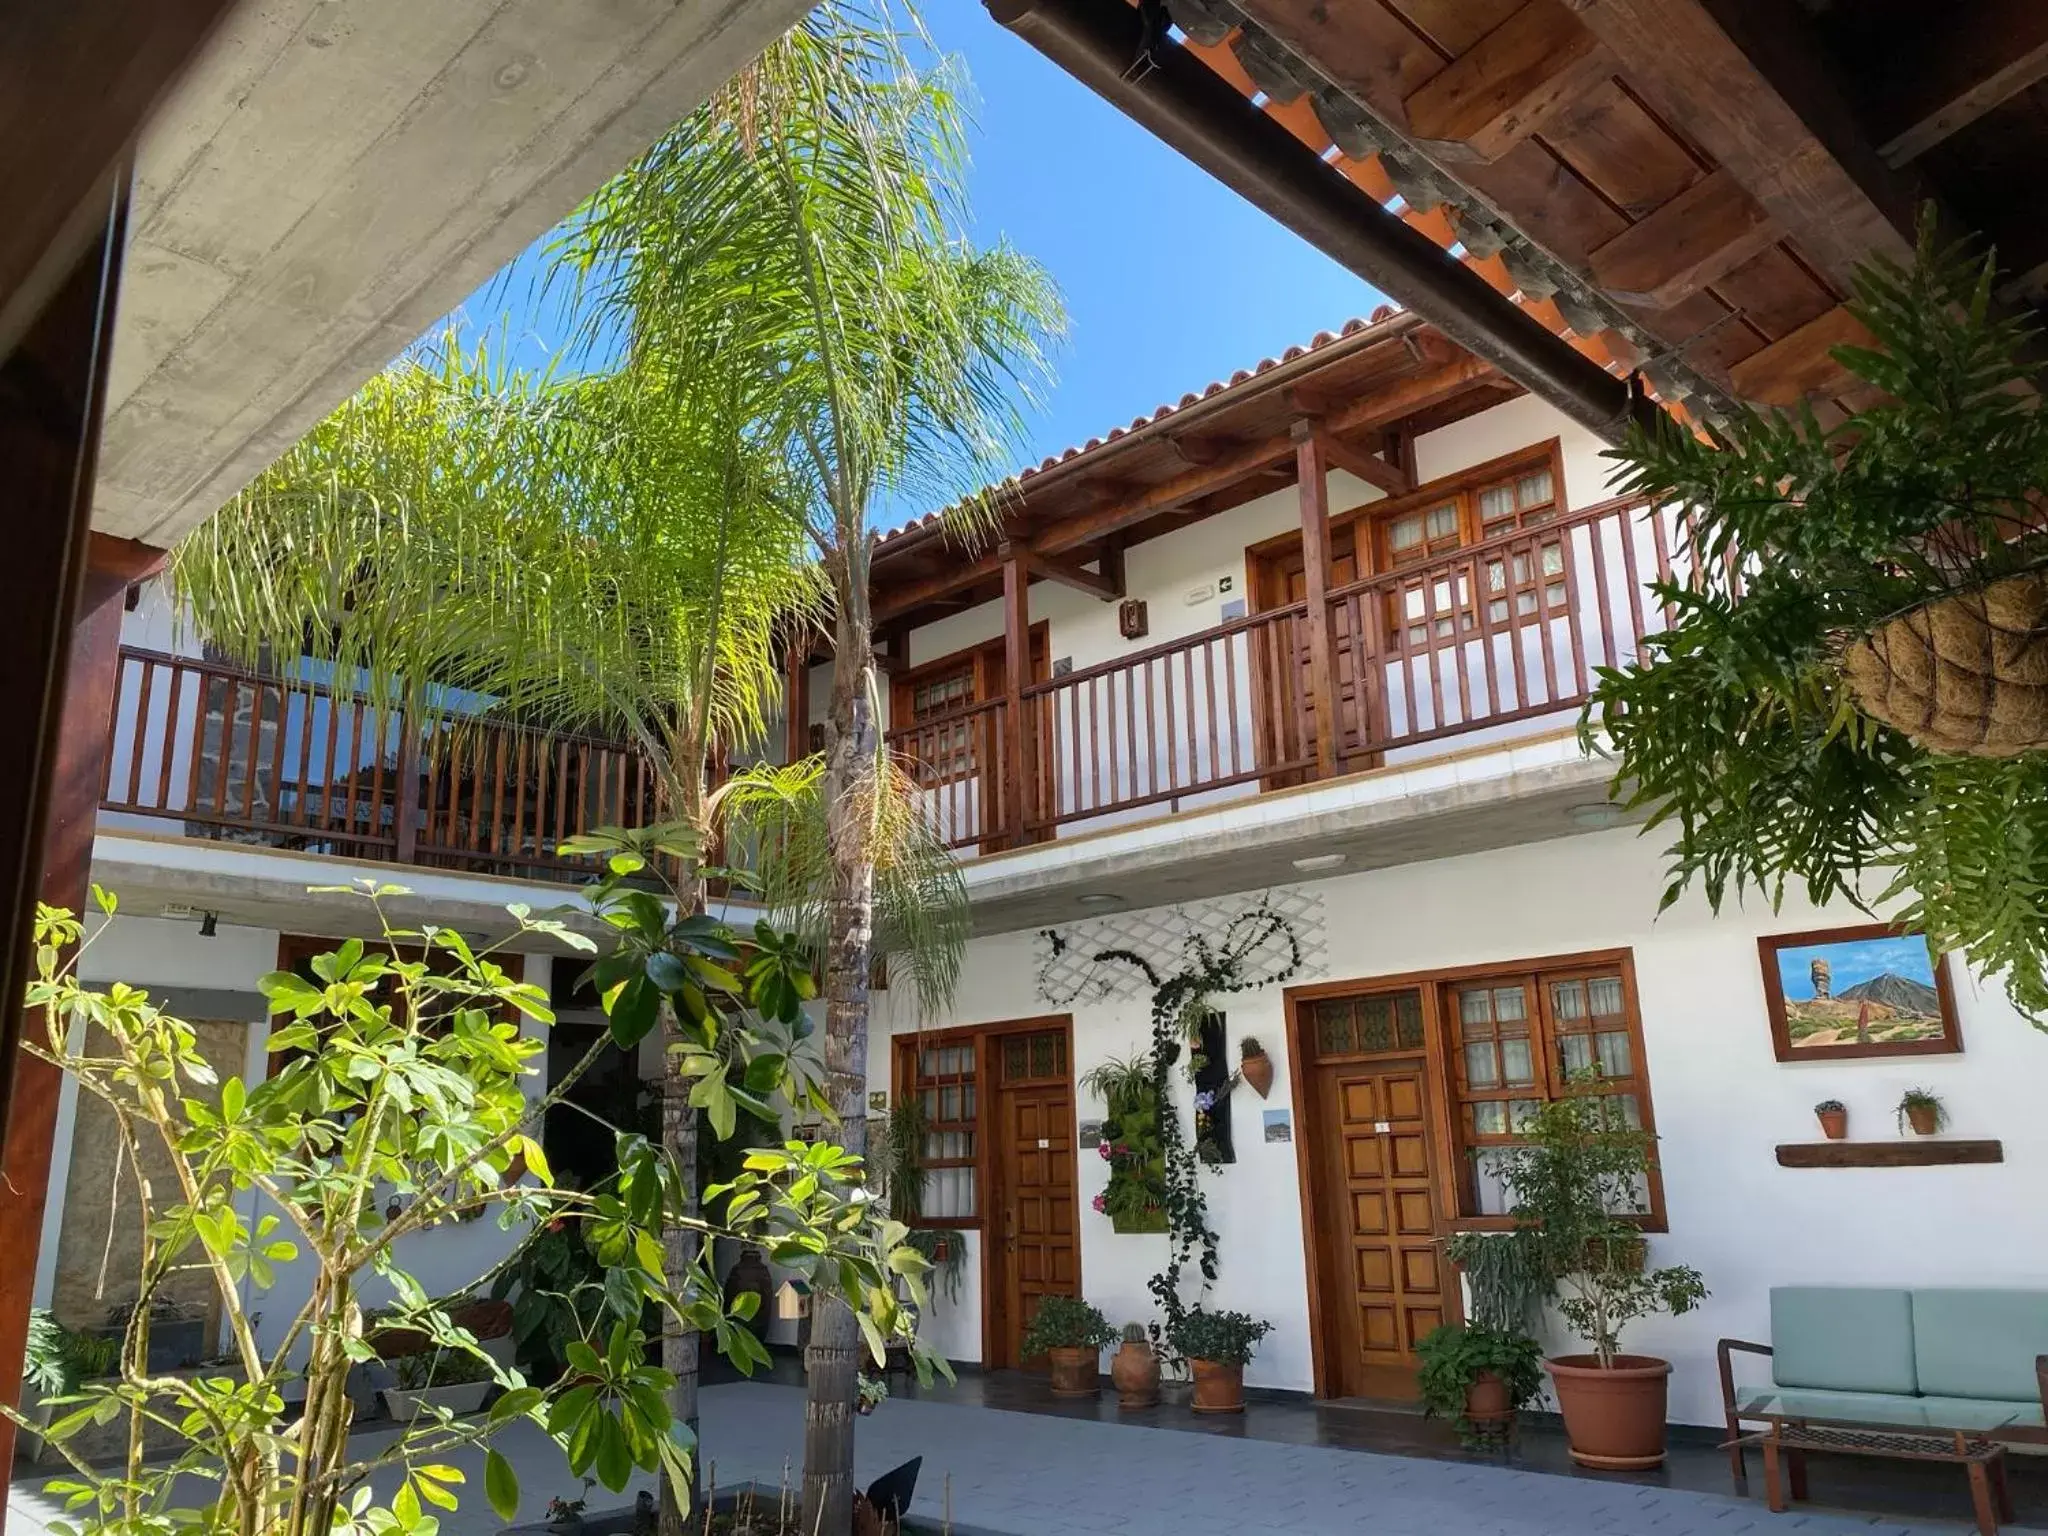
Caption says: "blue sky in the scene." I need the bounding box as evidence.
[1775,937,1937,1002]
[442,6,1386,483]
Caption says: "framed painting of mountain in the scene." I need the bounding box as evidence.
[1758,923,1961,1062]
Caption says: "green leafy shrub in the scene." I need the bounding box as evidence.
[1019,1296,1116,1356]
[1414,1324,1545,1441]
[1167,1308,1272,1366]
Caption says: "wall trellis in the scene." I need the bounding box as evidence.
[1034,889,1328,1008]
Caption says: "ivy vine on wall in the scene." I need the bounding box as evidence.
[1042,898,1304,1334]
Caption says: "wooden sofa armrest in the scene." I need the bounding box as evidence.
[1719,1338,1773,1422]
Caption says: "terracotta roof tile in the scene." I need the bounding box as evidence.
[876,306,1412,548]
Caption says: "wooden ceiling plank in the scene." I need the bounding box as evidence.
[1402,0,1613,164]
[1568,0,1916,293]
[1725,301,1875,406]
[1315,429,1414,495]
[1870,0,2048,167]
[1587,168,1781,309]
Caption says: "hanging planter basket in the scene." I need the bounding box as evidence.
[1839,571,2048,757]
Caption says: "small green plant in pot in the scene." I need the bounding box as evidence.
[1167,1308,1273,1415]
[1494,1093,1707,1470]
[1019,1296,1116,1399]
[1897,1087,1947,1136]
[1814,1099,1848,1140]
[1415,1324,1545,1445]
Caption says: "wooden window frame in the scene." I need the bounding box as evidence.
[887,622,1050,785]
[891,1026,984,1230]
[1338,439,1567,571]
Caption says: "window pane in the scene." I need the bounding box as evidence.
[1464,1040,1500,1088]
[1458,989,1495,1032]
[1388,515,1422,552]
[1500,1036,1535,1085]
[939,1085,961,1121]
[1541,543,1565,576]
[1472,1150,1513,1216]
[1516,469,1553,507]
[1478,485,1514,523]
[1426,503,1460,539]
[1550,980,1587,1022]
[963,1084,977,1120]
[1589,975,1625,1016]
[1510,1098,1544,1132]
[1316,1000,1354,1056]
[1558,1032,1595,1077]
[1470,1101,1507,1137]
[1492,987,1526,1022]
[1357,999,1394,1053]
[1394,991,1425,1049]
[1597,1031,1632,1077]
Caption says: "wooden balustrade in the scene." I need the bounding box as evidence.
[885,495,1683,849]
[101,649,684,885]
[110,498,1684,872]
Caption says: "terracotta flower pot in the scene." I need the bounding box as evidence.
[1240,1051,1274,1100]
[1189,1358,1245,1415]
[1817,1107,1848,1140]
[1110,1340,1160,1409]
[1463,1370,1514,1433]
[1047,1345,1099,1398]
[1545,1354,1673,1469]
[1906,1103,1940,1136]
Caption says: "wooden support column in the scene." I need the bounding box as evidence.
[999,545,1031,844]
[784,635,812,763]
[1292,424,1342,780]
[0,180,166,1487]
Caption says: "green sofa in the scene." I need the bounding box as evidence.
[1719,1285,2048,1482]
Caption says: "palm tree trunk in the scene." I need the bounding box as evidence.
[661,770,709,1536]
[801,550,879,1536]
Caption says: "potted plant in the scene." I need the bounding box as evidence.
[382,1345,495,1422]
[1414,1323,1545,1444]
[1495,1094,1707,1469]
[1238,1036,1274,1099]
[1168,1308,1273,1415]
[1898,1087,1947,1136]
[856,1373,889,1416]
[1814,1099,1848,1140]
[1018,1296,1116,1398]
[1109,1321,1160,1409]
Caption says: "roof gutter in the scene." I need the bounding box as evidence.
[984,0,1653,446]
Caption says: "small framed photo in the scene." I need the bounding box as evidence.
[1758,923,1961,1062]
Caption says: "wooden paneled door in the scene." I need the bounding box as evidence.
[985,1023,1078,1370]
[1299,988,1452,1400]
[1249,529,1361,784]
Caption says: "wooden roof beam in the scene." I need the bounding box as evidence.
[1587,169,1781,310]
[1566,0,1917,295]
[1313,429,1413,496]
[1868,0,2048,168]
[1403,0,1614,165]
[1726,302,1875,406]
[1012,542,1121,602]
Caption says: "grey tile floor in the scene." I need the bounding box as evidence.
[11,1381,2038,1536]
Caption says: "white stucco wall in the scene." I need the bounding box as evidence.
[867,825,2048,1428]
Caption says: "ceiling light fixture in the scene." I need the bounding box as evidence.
[1291,852,1347,872]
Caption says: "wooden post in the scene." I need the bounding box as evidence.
[1293,423,1342,778]
[999,545,1031,844]
[0,176,165,1489]
[784,633,812,763]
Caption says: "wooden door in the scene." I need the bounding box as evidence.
[987,1025,1077,1369]
[1311,1047,1450,1400]
[1249,530,1360,784]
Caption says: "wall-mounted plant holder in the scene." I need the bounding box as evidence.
[1191,1011,1235,1165]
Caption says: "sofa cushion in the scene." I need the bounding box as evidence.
[1912,1289,2048,1402]
[1771,1287,1918,1395]
[1737,1386,1936,1425]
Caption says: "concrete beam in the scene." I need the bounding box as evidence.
[94,0,812,546]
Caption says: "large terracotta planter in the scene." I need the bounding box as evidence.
[1545,1354,1673,1469]
[1047,1345,1099,1398]
[1110,1340,1160,1409]
[1239,1051,1274,1099]
[1463,1370,1514,1435]
[1189,1358,1245,1415]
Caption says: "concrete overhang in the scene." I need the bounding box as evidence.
[96,0,811,548]
[958,731,1637,934]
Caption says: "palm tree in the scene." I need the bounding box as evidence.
[172,332,817,1530]
[564,5,1062,1528]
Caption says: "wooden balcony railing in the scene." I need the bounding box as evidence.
[101,649,676,885]
[889,495,1687,851]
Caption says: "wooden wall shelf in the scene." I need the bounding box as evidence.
[1776,1140,2003,1168]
